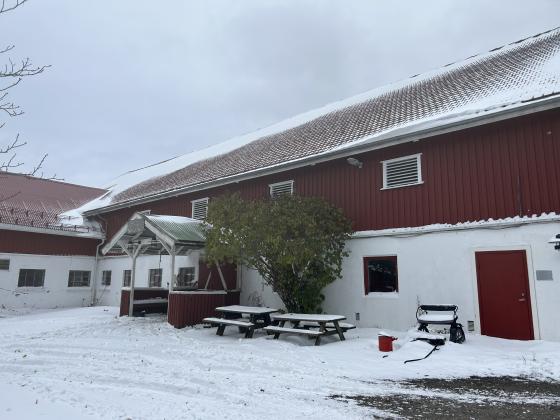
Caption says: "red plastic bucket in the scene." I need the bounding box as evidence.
[378,333,396,352]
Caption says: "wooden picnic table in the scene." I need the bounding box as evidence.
[268,313,349,346]
[215,305,278,325]
[204,305,279,338]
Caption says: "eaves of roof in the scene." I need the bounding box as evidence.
[0,222,104,239]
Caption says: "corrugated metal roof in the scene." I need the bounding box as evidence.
[145,215,206,244]
[102,213,207,256]
[83,27,560,214]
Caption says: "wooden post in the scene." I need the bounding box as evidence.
[169,248,176,292]
[167,249,176,324]
[216,263,228,291]
[128,244,144,317]
[204,272,212,290]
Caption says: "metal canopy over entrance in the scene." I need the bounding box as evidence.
[102,212,207,257]
[102,212,222,317]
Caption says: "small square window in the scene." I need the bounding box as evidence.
[176,267,196,288]
[18,269,45,287]
[68,270,91,287]
[123,270,131,287]
[0,259,10,270]
[364,256,398,294]
[149,268,162,287]
[101,270,112,286]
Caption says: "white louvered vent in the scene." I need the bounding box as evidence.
[0,259,9,270]
[269,180,294,198]
[191,198,209,220]
[382,154,423,189]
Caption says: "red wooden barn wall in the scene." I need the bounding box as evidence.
[0,229,100,256]
[198,261,237,290]
[167,291,241,328]
[98,108,560,237]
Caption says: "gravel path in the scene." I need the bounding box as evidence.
[336,376,560,419]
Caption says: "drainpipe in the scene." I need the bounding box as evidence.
[91,239,105,306]
[91,215,108,306]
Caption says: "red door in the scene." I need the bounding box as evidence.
[475,251,534,340]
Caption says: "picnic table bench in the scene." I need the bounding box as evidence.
[203,317,256,338]
[265,313,352,346]
[300,321,356,332]
[203,305,278,338]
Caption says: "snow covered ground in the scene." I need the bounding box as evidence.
[1,307,559,419]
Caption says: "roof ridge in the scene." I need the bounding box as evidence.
[106,27,560,183]
[2,170,106,192]
[78,26,560,214]
[439,26,560,70]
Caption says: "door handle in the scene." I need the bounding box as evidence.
[518,298,526,302]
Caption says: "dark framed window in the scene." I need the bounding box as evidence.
[0,259,10,270]
[149,268,162,287]
[123,270,131,287]
[176,267,196,288]
[68,270,91,287]
[363,256,398,294]
[18,269,45,287]
[101,270,112,286]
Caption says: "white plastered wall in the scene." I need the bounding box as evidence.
[94,252,202,306]
[0,253,96,310]
[241,221,560,342]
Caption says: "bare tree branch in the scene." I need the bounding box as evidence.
[0,0,58,181]
[0,56,48,79]
[1,133,25,171]
[0,56,50,117]
[0,0,28,15]
[0,45,15,54]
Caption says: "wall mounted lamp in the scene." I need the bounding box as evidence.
[346,157,363,169]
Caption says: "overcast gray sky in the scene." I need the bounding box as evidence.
[0,0,559,187]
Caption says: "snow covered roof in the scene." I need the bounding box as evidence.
[0,172,106,234]
[82,28,560,215]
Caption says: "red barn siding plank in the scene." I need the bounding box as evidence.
[517,122,532,214]
[548,121,560,209]
[455,136,466,223]
[533,120,552,209]
[498,127,514,216]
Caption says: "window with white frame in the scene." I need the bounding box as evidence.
[0,259,9,270]
[68,270,91,287]
[269,180,294,198]
[101,270,112,286]
[381,154,422,189]
[176,267,196,288]
[123,270,131,287]
[149,268,162,287]
[18,269,45,287]
[191,198,209,220]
